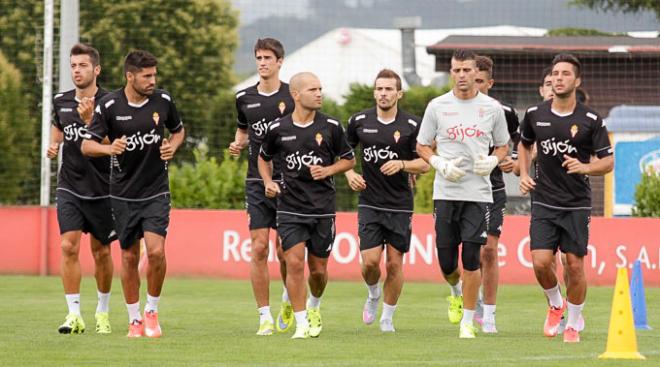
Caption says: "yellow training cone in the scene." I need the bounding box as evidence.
[599,267,646,360]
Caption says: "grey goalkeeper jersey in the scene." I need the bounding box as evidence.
[417,91,510,203]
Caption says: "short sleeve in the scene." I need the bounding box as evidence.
[592,116,613,158]
[259,122,279,162]
[408,116,421,158]
[504,107,520,146]
[345,115,359,149]
[417,102,438,146]
[519,110,536,147]
[85,100,111,143]
[236,93,248,130]
[162,93,183,133]
[51,96,63,131]
[333,123,354,160]
[492,107,510,147]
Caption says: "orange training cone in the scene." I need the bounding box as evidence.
[598,267,645,360]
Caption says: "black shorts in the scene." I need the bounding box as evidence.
[486,189,507,237]
[358,206,412,253]
[110,194,170,249]
[245,180,277,230]
[276,213,335,259]
[530,204,590,257]
[55,190,116,245]
[434,200,488,249]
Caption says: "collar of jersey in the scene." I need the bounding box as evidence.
[293,120,315,128]
[550,108,574,118]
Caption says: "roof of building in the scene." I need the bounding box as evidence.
[427,35,660,55]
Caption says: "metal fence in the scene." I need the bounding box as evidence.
[1,0,658,215]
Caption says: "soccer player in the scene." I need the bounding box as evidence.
[471,55,520,333]
[416,49,509,339]
[344,69,429,332]
[82,50,185,338]
[518,54,613,343]
[258,72,355,339]
[229,38,295,336]
[49,43,114,335]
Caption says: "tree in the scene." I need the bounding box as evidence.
[547,28,625,37]
[571,0,660,19]
[80,0,239,162]
[169,145,247,209]
[632,168,660,217]
[0,52,35,204]
[400,85,450,118]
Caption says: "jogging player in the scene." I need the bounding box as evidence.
[229,38,295,336]
[82,50,185,338]
[417,49,509,339]
[518,54,613,343]
[49,43,115,335]
[258,72,355,339]
[345,69,429,332]
[472,55,520,333]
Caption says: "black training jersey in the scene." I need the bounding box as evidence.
[86,88,184,201]
[236,82,294,181]
[346,107,420,213]
[52,88,110,199]
[519,100,612,210]
[489,102,520,191]
[260,112,354,217]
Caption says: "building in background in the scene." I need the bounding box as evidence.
[234,26,546,103]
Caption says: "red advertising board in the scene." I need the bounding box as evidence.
[1,207,659,286]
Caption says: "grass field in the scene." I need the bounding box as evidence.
[1,275,659,366]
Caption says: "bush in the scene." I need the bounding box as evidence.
[341,83,375,118]
[400,84,451,118]
[413,170,435,214]
[0,52,35,204]
[632,168,660,217]
[169,145,247,209]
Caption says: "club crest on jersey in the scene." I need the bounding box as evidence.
[315,132,323,146]
[393,130,401,143]
[153,112,160,126]
[570,124,578,138]
[479,107,485,118]
[278,101,286,115]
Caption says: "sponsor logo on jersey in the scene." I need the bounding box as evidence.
[363,128,378,134]
[536,121,551,127]
[63,124,87,142]
[281,135,297,142]
[443,111,458,116]
[363,145,399,163]
[153,112,160,126]
[570,124,578,138]
[393,130,401,143]
[116,115,132,121]
[278,101,286,114]
[60,108,73,112]
[247,103,261,109]
[540,137,577,157]
[315,132,323,146]
[125,129,162,151]
[446,124,486,142]
[285,151,323,170]
[252,118,268,137]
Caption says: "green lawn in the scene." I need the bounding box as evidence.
[1,275,658,366]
